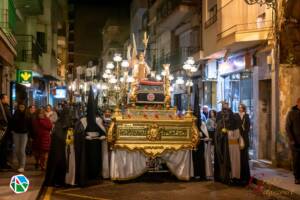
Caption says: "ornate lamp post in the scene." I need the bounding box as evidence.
[182,57,197,117]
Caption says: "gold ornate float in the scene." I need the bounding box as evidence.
[107,33,199,158]
[108,108,199,158]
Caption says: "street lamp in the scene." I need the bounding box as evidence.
[121,60,129,68]
[106,62,115,69]
[175,77,184,85]
[182,56,197,117]
[113,53,122,62]
[169,74,174,81]
[244,0,276,9]
[156,75,162,81]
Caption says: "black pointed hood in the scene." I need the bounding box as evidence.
[86,85,98,132]
[95,92,99,109]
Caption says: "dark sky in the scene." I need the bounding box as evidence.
[71,0,132,66]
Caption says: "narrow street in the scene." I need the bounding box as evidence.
[41,177,291,200]
[1,0,300,200]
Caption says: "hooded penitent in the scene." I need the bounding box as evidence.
[44,106,73,186]
[73,86,104,186]
[85,87,105,136]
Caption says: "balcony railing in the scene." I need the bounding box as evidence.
[0,9,16,35]
[15,35,43,65]
[156,0,195,23]
[217,21,273,40]
[205,14,217,29]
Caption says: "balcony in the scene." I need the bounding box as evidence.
[156,0,197,34]
[205,14,217,29]
[14,0,43,16]
[156,47,200,72]
[0,8,17,45]
[15,35,43,67]
[216,0,273,51]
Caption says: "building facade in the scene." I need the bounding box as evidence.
[147,0,202,110]
[0,0,17,97]
[13,0,68,107]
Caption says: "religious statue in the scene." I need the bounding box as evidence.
[132,52,150,81]
[127,32,151,81]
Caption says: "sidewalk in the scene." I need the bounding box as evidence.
[0,157,44,200]
[250,160,300,200]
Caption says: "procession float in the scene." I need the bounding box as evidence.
[107,33,200,181]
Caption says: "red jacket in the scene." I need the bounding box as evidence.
[32,118,53,151]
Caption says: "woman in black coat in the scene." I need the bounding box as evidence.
[236,103,251,185]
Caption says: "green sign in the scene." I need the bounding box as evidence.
[17,70,33,85]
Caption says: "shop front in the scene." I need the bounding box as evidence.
[218,55,253,113]
[218,54,255,158]
[11,70,47,109]
[202,60,218,109]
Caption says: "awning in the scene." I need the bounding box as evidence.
[43,74,60,81]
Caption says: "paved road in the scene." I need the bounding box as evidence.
[41,175,292,200]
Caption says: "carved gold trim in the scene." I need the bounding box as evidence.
[107,115,199,158]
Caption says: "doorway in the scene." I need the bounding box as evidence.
[258,80,272,161]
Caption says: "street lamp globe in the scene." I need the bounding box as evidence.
[190,66,197,73]
[186,57,195,65]
[109,76,118,84]
[183,62,191,70]
[105,69,111,74]
[96,83,101,90]
[113,53,122,62]
[175,77,184,85]
[156,75,162,81]
[121,60,129,68]
[120,77,124,82]
[103,73,108,79]
[106,62,115,69]
[169,74,174,81]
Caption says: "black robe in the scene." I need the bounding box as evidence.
[192,116,207,180]
[44,108,73,186]
[44,121,67,186]
[214,108,235,184]
[74,119,104,187]
[236,113,251,185]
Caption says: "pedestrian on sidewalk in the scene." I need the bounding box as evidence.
[32,109,53,170]
[236,103,251,185]
[45,105,58,126]
[285,97,300,185]
[11,103,29,173]
[206,110,217,144]
[0,94,12,170]
[26,105,36,156]
[44,105,73,186]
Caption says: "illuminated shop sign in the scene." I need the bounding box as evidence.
[17,70,33,86]
[219,56,245,76]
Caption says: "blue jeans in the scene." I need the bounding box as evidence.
[13,133,28,168]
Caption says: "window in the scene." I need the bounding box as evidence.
[37,32,47,53]
[205,4,217,28]
[208,5,217,19]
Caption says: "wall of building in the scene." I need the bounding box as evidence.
[277,65,300,167]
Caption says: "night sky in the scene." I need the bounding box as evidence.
[70,0,132,66]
